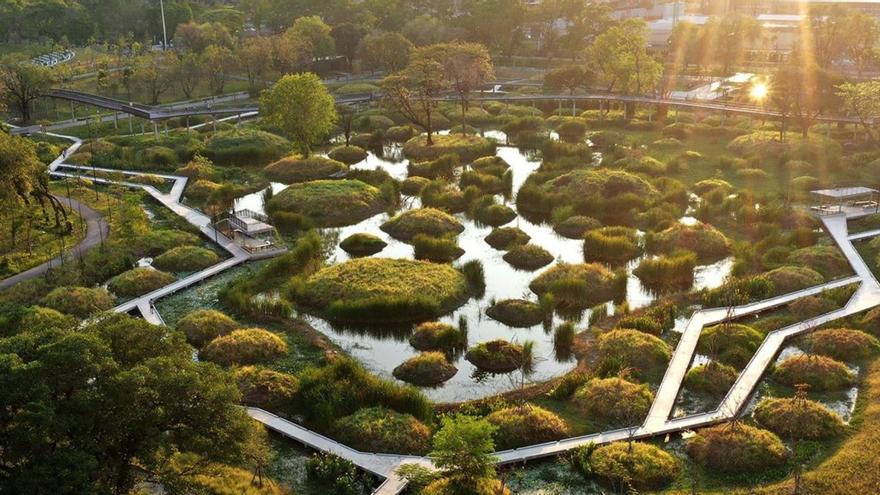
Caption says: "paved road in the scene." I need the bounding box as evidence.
[0,195,108,291]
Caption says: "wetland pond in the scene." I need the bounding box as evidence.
[233,135,733,402]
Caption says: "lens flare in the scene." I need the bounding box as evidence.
[750,82,768,101]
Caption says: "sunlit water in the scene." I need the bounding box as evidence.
[233,136,732,402]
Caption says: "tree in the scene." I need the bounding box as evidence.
[457,0,525,55]
[808,5,850,69]
[200,45,236,95]
[382,54,446,145]
[844,12,880,77]
[837,81,880,142]
[359,31,413,73]
[236,37,273,95]
[430,415,498,492]
[0,59,54,123]
[338,104,356,146]
[331,23,365,70]
[173,21,234,53]
[260,73,337,157]
[544,65,589,95]
[288,15,336,59]
[170,52,203,99]
[133,54,173,105]
[771,61,838,138]
[711,14,762,75]
[419,42,494,134]
[273,32,314,74]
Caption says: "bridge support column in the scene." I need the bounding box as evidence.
[153,121,159,138]
[571,99,575,117]
[114,112,118,129]
[141,121,145,134]
[70,101,76,121]
[164,120,168,135]
[128,116,133,134]
[185,115,190,129]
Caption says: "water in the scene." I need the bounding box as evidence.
[233,139,732,402]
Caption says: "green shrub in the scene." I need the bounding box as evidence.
[486,299,546,327]
[465,339,524,372]
[410,321,467,352]
[556,118,588,142]
[553,215,601,239]
[412,234,464,262]
[108,267,176,298]
[809,328,880,361]
[616,315,663,336]
[485,227,530,250]
[762,266,825,294]
[333,407,432,455]
[584,442,679,491]
[306,452,373,495]
[263,155,347,183]
[386,125,416,142]
[487,404,569,449]
[583,226,642,266]
[696,323,763,368]
[596,329,671,381]
[703,276,774,307]
[684,362,737,397]
[686,423,787,474]
[152,245,220,273]
[393,351,458,386]
[773,354,855,391]
[137,145,178,169]
[693,178,734,195]
[41,286,114,318]
[575,377,653,428]
[408,153,461,180]
[200,328,288,366]
[401,176,432,195]
[16,306,77,333]
[186,179,221,200]
[633,251,697,294]
[420,180,468,213]
[381,208,464,242]
[754,397,844,440]
[203,128,290,166]
[502,244,554,271]
[176,309,239,348]
[402,134,495,162]
[473,201,517,227]
[471,156,510,175]
[233,366,299,411]
[460,170,505,194]
[786,246,849,279]
[645,221,731,263]
[339,233,387,256]
[267,179,386,227]
[530,263,625,309]
[354,114,395,131]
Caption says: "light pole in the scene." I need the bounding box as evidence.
[159,0,168,51]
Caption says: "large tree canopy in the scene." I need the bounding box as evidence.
[260,72,337,156]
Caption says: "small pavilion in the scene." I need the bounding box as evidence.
[215,209,279,253]
[810,187,880,217]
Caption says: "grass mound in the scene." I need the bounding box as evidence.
[596,329,672,381]
[471,155,510,175]
[503,244,554,270]
[298,258,469,322]
[465,339,524,373]
[381,208,464,242]
[762,266,825,294]
[773,354,855,391]
[486,404,569,450]
[696,323,763,368]
[412,234,464,262]
[339,233,387,256]
[108,267,176,298]
[233,366,299,411]
[263,155,347,183]
[151,245,220,272]
[200,328,288,366]
[485,227,530,250]
[409,322,467,352]
[385,125,415,142]
[392,351,458,386]
[267,179,386,227]
[328,145,368,164]
[645,221,731,263]
[575,377,653,428]
[473,201,517,227]
[687,423,787,474]
[41,286,114,318]
[684,361,738,398]
[402,134,495,162]
[401,176,431,195]
[587,442,680,491]
[333,407,432,455]
[519,169,657,217]
[582,226,642,265]
[808,328,880,361]
[553,215,601,239]
[634,251,697,293]
[176,309,239,348]
[486,299,546,327]
[693,178,734,195]
[754,397,845,440]
[529,263,624,309]
[786,246,849,279]
[203,128,290,166]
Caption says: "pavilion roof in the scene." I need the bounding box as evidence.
[811,187,879,200]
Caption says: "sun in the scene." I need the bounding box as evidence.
[750,81,768,102]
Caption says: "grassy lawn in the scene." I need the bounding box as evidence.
[0,199,87,278]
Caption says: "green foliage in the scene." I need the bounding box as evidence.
[409,322,467,352]
[465,339,524,372]
[260,72,337,155]
[786,246,850,279]
[529,263,625,309]
[773,354,855,391]
[200,328,288,367]
[575,377,653,428]
[393,351,458,386]
[582,226,642,266]
[486,298,547,327]
[762,265,825,294]
[684,361,738,398]
[633,251,697,294]
[381,207,464,242]
[596,329,671,381]
[412,234,464,262]
[40,286,114,318]
[484,226,531,250]
[203,128,290,166]
[808,328,880,361]
[267,179,385,227]
[339,233,387,256]
[578,442,680,491]
[408,153,461,180]
[263,155,347,183]
[754,397,845,440]
[176,309,239,348]
[702,275,774,307]
[306,453,372,495]
[385,125,416,142]
[430,415,498,491]
[401,176,431,195]
[472,199,517,227]
[686,423,787,474]
[553,215,601,239]
[697,323,763,368]
[459,259,486,295]
[108,267,176,298]
[502,244,554,270]
[328,145,368,164]
[402,133,495,162]
[486,404,569,450]
[645,221,731,263]
[333,407,432,454]
[152,245,220,273]
[232,366,299,412]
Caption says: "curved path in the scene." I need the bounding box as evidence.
[0,195,108,291]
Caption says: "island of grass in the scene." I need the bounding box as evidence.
[645,221,731,263]
[503,244,554,270]
[108,267,176,298]
[808,328,880,361]
[202,128,290,166]
[401,176,432,195]
[575,376,654,428]
[553,215,601,239]
[332,407,432,455]
[263,155,347,183]
[409,321,467,352]
[402,134,495,162]
[199,328,288,366]
[486,298,547,327]
[754,397,844,440]
[696,323,763,369]
[485,226,530,250]
[686,423,787,475]
[393,351,458,386]
[761,265,825,294]
[151,245,220,273]
[585,442,680,492]
[517,169,657,217]
[339,233,387,256]
[176,309,240,348]
[596,329,672,381]
[233,366,299,411]
[466,339,523,373]
[583,226,643,266]
[41,286,114,318]
[486,404,569,450]
[684,361,737,398]
[327,145,368,164]
[773,354,855,391]
[529,262,625,309]
[296,258,470,322]
[266,179,386,228]
[381,207,465,242]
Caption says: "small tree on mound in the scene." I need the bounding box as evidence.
[260,72,336,157]
[176,309,239,348]
[687,423,787,474]
[575,376,654,429]
[41,286,114,318]
[430,415,498,493]
[200,328,288,366]
[486,404,569,450]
